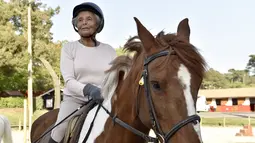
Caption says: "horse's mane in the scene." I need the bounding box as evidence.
[101,55,132,101]
[123,36,143,63]
[156,31,207,78]
[122,31,207,78]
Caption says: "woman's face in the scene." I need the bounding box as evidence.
[76,11,98,38]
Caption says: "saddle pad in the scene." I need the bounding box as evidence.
[62,99,101,143]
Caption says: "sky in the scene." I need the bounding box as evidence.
[40,0,254,74]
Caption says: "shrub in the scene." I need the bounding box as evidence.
[0,96,44,110]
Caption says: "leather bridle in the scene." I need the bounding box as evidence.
[137,49,201,142]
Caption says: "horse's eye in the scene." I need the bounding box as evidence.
[151,81,161,91]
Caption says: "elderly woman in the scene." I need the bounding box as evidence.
[49,2,117,143]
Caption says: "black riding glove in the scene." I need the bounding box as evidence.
[83,83,102,100]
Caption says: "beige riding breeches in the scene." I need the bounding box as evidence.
[51,95,87,142]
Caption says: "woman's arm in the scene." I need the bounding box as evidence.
[60,44,85,97]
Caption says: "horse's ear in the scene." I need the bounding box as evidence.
[134,17,156,54]
[177,18,190,42]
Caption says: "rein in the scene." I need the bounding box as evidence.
[33,99,95,143]
[83,102,158,143]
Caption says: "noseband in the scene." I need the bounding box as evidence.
[138,49,201,142]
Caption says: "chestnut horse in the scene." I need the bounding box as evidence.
[32,17,207,143]
[77,17,207,143]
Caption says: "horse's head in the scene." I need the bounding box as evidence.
[122,17,207,143]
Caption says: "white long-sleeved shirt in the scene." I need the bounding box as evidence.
[60,40,117,102]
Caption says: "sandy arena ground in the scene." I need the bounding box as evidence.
[10,126,255,143]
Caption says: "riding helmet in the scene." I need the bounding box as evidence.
[72,2,104,33]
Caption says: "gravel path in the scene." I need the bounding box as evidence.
[200,126,255,143]
[10,126,255,143]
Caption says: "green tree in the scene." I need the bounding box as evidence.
[115,46,126,56]
[201,68,229,89]
[225,68,254,88]
[0,0,61,92]
[247,54,255,74]
[115,46,136,57]
[226,69,245,83]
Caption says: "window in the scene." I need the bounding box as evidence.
[216,99,221,105]
[46,98,53,108]
[232,98,238,105]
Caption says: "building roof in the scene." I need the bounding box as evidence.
[39,88,63,97]
[0,89,64,98]
[0,91,23,97]
[198,87,255,99]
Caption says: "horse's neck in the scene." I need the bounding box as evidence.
[98,78,149,142]
[96,100,147,142]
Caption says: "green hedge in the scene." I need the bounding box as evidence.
[0,96,44,110]
[0,97,24,108]
[35,96,44,110]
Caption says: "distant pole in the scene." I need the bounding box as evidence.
[23,99,27,143]
[27,0,33,142]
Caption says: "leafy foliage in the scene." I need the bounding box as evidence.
[247,54,255,74]
[201,68,255,89]
[0,96,43,109]
[201,68,229,89]
[0,0,62,92]
[0,97,24,108]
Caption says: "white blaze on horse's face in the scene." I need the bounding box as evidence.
[177,64,203,142]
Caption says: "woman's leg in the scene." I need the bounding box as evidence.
[50,97,86,142]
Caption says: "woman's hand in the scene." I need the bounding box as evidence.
[83,83,102,100]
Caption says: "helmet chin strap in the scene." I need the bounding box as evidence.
[80,33,98,46]
[73,24,79,32]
